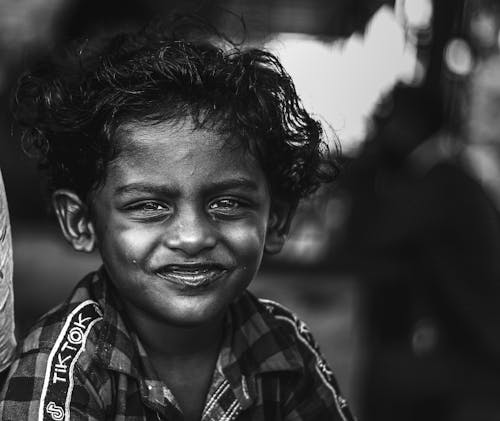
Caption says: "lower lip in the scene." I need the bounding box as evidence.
[156,269,228,290]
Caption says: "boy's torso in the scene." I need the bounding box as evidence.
[0,269,352,421]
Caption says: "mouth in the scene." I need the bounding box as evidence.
[155,264,228,289]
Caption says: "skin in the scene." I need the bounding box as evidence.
[53,117,290,419]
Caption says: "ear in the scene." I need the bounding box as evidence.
[52,189,96,253]
[264,200,296,255]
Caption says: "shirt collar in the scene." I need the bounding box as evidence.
[221,290,304,378]
[91,269,184,418]
[90,269,144,380]
[211,290,304,415]
[90,269,304,415]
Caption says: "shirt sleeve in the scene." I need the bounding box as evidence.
[0,349,107,420]
[281,317,356,421]
[0,170,16,372]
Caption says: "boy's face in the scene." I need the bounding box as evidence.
[67,119,287,327]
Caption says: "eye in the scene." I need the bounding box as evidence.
[141,202,166,211]
[209,198,241,210]
[208,197,249,218]
[125,201,172,220]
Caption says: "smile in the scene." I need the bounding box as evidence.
[155,264,227,289]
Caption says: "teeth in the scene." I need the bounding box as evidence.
[171,273,213,283]
[157,267,225,288]
[172,268,212,275]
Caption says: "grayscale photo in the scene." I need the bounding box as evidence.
[0,0,498,420]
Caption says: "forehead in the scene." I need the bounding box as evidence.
[106,118,266,189]
[114,119,254,164]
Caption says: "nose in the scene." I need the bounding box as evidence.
[163,204,217,256]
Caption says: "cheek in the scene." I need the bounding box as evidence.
[222,220,267,261]
[99,221,155,265]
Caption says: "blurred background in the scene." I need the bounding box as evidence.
[2,0,500,419]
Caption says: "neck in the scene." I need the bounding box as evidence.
[123,302,225,359]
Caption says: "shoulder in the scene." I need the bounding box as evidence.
[18,273,104,356]
[256,297,333,377]
[249,296,333,381]
[235,293,328,371]
[254,296,355,421]
[0,273,106,420]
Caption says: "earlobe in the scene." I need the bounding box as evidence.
[264,201,295,255]
[264,230,286,255]
[52,190,96,253]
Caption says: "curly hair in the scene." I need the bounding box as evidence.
[12,21,338,205]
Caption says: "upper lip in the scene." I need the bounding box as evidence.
[156,263,226,272]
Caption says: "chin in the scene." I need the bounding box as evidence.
[156,299,227,327]
[159,310,222,328]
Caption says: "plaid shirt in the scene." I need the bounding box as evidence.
[0,269,354,421]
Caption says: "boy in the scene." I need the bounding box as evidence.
[0,22,354,421]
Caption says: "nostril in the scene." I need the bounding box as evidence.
[164,228,217,255]
[162,209,217,254]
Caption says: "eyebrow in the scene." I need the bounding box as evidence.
[205,178,260,193]
[114,183,171,196]
[114,177,260,197]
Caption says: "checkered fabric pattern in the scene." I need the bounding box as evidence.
[0,269,355,420]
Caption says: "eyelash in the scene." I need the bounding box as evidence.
[124,197,250,221]
[208,198,241,210]
[125,201,171,217]
[208,197,254,216]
